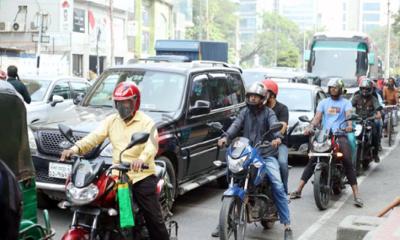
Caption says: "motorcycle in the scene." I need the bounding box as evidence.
[299,116,351,210]
[209,121,283,240]
[57,124,177,240]
[353,114,376,175]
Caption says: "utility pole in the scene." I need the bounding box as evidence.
[385,0,391,78]
[109,0,115,67]
[205,0,209,40]
[36,12,44,75]
[96,29,101,75]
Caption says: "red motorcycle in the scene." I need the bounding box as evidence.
[57,125,177,240]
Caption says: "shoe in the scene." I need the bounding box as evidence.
[374,154,380,163]
[289,191,301,199]
[354,197,364,208]
[211,225,219,238]
[284,228,293,240]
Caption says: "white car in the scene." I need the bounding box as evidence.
[22,76,91,125]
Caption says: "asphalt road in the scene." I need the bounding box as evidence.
[42,130,400,240]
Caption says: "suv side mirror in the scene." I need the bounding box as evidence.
[189,100,211,116]
[51,95,64,107]
[73,93,85,105]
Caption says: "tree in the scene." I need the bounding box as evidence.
[239,12,302,67]
[186,0,238,63]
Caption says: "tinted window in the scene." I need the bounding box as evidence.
[208,73,231,109]
[52,81,71,100]
[190,74,210,107]
[277,88,313,112]
[88,70,185,112]
[70,81,89,98]
[227,73,245,104]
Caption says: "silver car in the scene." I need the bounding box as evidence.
[22,76,91,125]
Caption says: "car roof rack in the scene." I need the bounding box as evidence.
[191,61,243,73]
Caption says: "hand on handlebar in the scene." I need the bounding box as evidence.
[60,149,75,161]
[345,126,353,133]
[271,138,281,148]
[218,137,228,147]
[304,126,314,136]
[131,159,145,172]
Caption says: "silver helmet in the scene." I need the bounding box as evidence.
[245,82,266,99]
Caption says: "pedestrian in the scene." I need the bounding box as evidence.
[6,65,31,104]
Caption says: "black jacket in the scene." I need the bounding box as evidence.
[7,78,31,104]
[225,106,282,146]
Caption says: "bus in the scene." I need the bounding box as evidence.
[305,32,383,94]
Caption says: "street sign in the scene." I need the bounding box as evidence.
[32,33,50,43]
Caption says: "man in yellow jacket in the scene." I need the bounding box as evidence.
[60,82,169,240]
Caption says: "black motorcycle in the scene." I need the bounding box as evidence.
[353,114,376,175]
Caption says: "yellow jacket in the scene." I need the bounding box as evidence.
[71,111,158,184]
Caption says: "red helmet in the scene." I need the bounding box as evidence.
[112,82,141,119]
[262,79,278,96]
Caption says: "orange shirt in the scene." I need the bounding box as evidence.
[383,86,398,105]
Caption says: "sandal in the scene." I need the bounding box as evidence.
[354,197,364,208]
[289,191,301,199]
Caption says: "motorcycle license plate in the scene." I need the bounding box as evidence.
[49,162,72,179]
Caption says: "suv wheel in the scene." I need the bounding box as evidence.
[157,156,177,204]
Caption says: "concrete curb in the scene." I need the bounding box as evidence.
[336,215,384,240]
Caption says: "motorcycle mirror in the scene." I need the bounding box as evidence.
[58,124,75,144]
[298,115,311,123]
[376,106,383,111]
[125,132,150,150]
[347,113,360,121]
[270,122,283,133]
[207,122,223,130]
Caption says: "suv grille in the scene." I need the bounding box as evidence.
[37,130,85,156]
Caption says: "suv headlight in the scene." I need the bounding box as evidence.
[66,182,99,205]
[100,144,113,157]
[28,127,37,154]
[227,155,247,173]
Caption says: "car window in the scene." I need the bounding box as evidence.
[190,74,210,108]
[22,79,51,102]
[208,73,231,110]
[51,81,71,100]
[227,73,245,105]
[70,81,89,98]
[277,88,313,112]
[88,70,185,112]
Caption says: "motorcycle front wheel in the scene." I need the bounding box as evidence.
[313,165,331,210]
[219,197,247,240]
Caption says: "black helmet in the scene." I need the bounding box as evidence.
[327,77,345,96]
[7,65,18,78]
[359,78,373,97]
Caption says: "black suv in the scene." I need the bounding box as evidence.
[29,61,246,202]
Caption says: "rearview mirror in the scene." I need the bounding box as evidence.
[51,95,64,107]
[270,122,283,133]
[189,100,211,116]
[58,124,75,144]
[73,93,85,105]
[125,132,150,150]
[298,115,311,123]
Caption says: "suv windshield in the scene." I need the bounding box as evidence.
[87,70,186,112]
[22,79,51,102]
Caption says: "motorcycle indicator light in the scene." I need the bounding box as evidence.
[335,152,344,158]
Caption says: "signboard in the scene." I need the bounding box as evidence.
[73,8,85,33]
[60,0,73,32]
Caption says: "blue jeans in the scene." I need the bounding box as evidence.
[278,144,289,194]
[264,156,291,225]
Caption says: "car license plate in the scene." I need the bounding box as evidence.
[49,162,72,179]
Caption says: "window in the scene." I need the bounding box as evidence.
[208,73,231,109]
[363,13,379,22]
[363,2,380,11]
[73,54,83,77]
[70,82,89,99]
[190,74,210,108]
[227,73,245,104]
[240,18,256,29]
[51,81,71,100]
[115,57,124,65]
[240,3,256,12]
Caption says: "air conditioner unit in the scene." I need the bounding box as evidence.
[0,22,12,32]
[12,22,26,32]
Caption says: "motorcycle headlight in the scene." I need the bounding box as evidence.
[312,140,331,153]
[100,144,113,157]
[227,155,247,173]
[354,124,362,137]
[27,127,37,154]
[291,123,309,135]
[66,182,99,205]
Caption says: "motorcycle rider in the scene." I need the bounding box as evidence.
[60,82,169,240]
[383,77,399,128]
[352,78,382,163]
[212,82,293,240]
[289,78,363,208]
[262,79,290,195]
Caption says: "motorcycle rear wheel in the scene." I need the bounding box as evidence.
[313,167,330,210]
[219,197,247,240]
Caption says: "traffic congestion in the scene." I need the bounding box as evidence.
[1,1,400,240]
